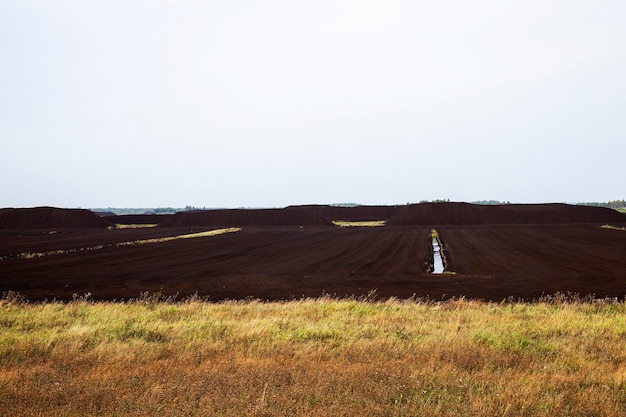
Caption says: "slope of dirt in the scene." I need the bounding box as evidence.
[388,202,626,225]
[1,224,625,301]
[0,227,207,258]
[0,227,432,301]
[0,207,112,229]
[93,211,116,217]
[439,224,626,299]
[104,214,173,225]
[292,205,403,221]
[159,207,333,227]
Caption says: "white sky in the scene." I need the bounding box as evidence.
[1,0,625,208]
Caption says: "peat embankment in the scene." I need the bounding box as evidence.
[3,203,625,302]
[158,207,333,227]
[292,205,403,221]
[387,202,626,226]
[104,214,173,225]
[0,207,112,229]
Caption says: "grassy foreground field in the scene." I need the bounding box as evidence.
[1,294,625,416]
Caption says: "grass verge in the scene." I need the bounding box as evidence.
[1,294,625,416]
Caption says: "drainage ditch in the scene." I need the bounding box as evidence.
[431,229,445,274]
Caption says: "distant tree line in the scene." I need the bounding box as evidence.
[471,200,511,205]
[419,199,451,203]
[183,206,209,212]
[91,207,195,215]
[414,199,514,205]
[578,200,626,209]
[93,200,625,215]
[331,203,360,207]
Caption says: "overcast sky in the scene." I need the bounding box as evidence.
[1,0,625,208]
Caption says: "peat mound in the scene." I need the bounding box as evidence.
[387,202,626,226]
[104,214,173,225]
[93,211,116,217]
[293,205,403,221]
[159,207,333,227]
[0,207,112,229]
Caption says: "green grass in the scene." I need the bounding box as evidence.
[1,294,625,416]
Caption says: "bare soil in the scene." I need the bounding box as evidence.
[293,204,403,221]
[103,214,172,225]
[158,207,333,227]
[0,226,431,301]
[388,202,626,225]
[0,207,111,229]
[1,204,625,301]
[439,224,626,299]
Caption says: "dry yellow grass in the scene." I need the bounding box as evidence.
[114,223,158,229]
[1,294,625,416]
[332,220,386,227]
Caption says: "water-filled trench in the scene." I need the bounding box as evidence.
[431,231,445,274]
